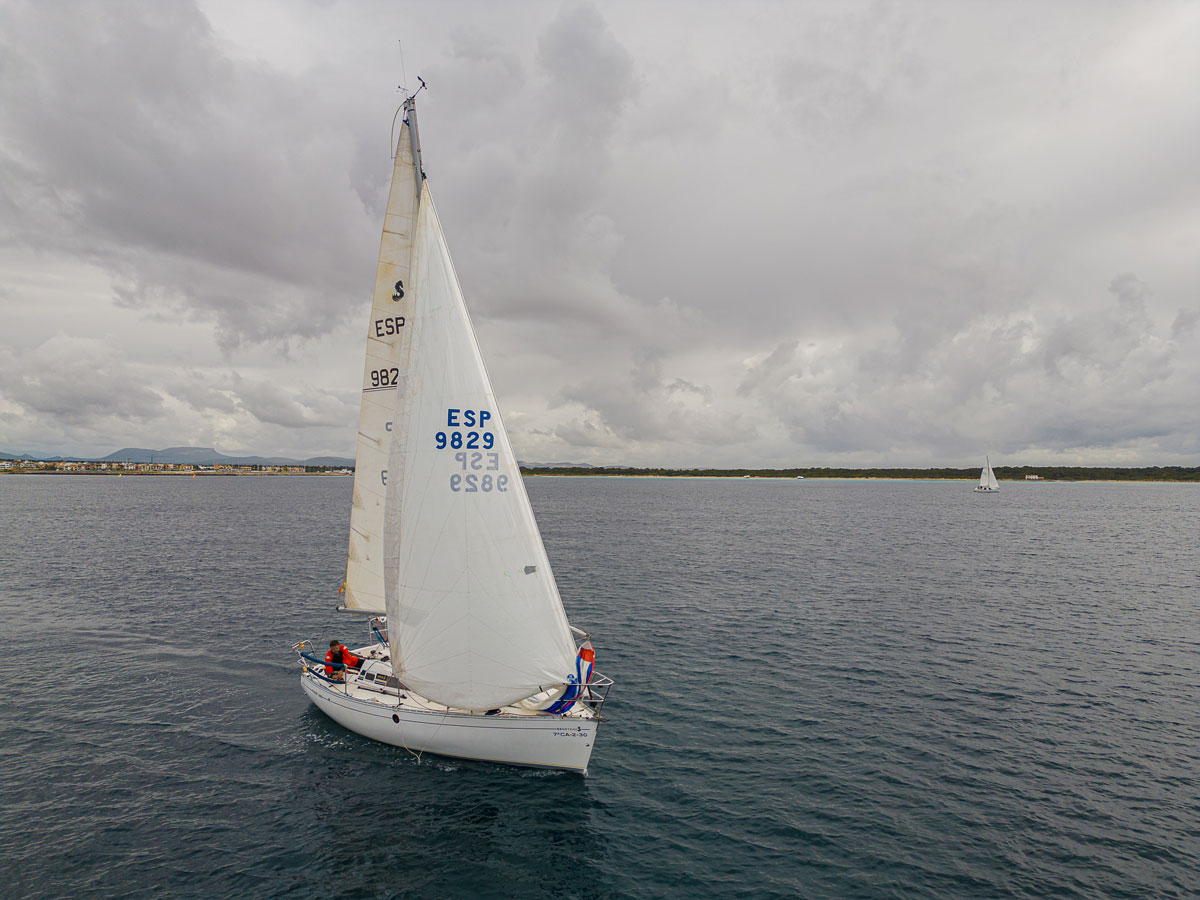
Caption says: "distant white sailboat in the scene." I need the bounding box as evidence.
[293,90,611,773]
[975,456,1000,493]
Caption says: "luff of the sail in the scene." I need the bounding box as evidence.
[987,462,1000,491]
[342,117,420,612]
[978,460,990,489]
[383,185,577,711]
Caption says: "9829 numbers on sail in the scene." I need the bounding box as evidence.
[435,431,494,450]
[437,408,508,493]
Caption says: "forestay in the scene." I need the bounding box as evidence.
[342,121,420,612]
[383,185,578,711]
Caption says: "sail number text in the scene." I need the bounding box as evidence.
[446,409,491,428]
[435,408,495,450]
[444,451,510,493]
[374,316,406,336]
[450,473,509,493]
[450,451,501,471]
[370,367,399,387]
[436,408,507,493]
[436,431,494,450]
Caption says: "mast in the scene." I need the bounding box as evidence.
[402,76,427,197]
[405,92,424,195]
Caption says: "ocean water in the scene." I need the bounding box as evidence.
[1,474,1198,899]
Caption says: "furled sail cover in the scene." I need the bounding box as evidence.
[384,185,577,710]
[343,123,420,612]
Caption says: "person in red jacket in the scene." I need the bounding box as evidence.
[325,639,362,680]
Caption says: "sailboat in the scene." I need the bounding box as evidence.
[974,456,1000,493]
[292,90,612,773]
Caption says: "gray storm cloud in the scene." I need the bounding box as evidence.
[0,1,377,352]
[1,0,1198,465]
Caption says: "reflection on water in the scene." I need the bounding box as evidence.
[298,706,610,899]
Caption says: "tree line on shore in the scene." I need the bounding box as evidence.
[517,465,1200,482]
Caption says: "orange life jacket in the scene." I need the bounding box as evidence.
[325,645,359,677]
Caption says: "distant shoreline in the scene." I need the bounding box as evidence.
[4,466,1197,483]
[4,473,1196,484]
[521,474,1199,484]
[0,470,348,477]
[517,466,1200,483]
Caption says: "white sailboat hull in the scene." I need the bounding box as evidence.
[301,671,601,774]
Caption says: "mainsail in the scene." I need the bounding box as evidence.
[383,184,578,711]
[342,117,421,612]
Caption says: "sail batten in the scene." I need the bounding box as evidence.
[383,185,577,711]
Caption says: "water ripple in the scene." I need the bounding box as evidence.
[2,475,1199,899]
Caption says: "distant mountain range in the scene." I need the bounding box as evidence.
[0,446,354,467]
[1,446,598,468]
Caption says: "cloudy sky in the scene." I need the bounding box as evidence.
[1,1,1198,466]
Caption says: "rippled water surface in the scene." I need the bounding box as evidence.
[2,474,1198,899]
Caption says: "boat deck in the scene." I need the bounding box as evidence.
[308,643,606,721]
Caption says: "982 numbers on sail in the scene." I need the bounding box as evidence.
[370,367,400,388]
